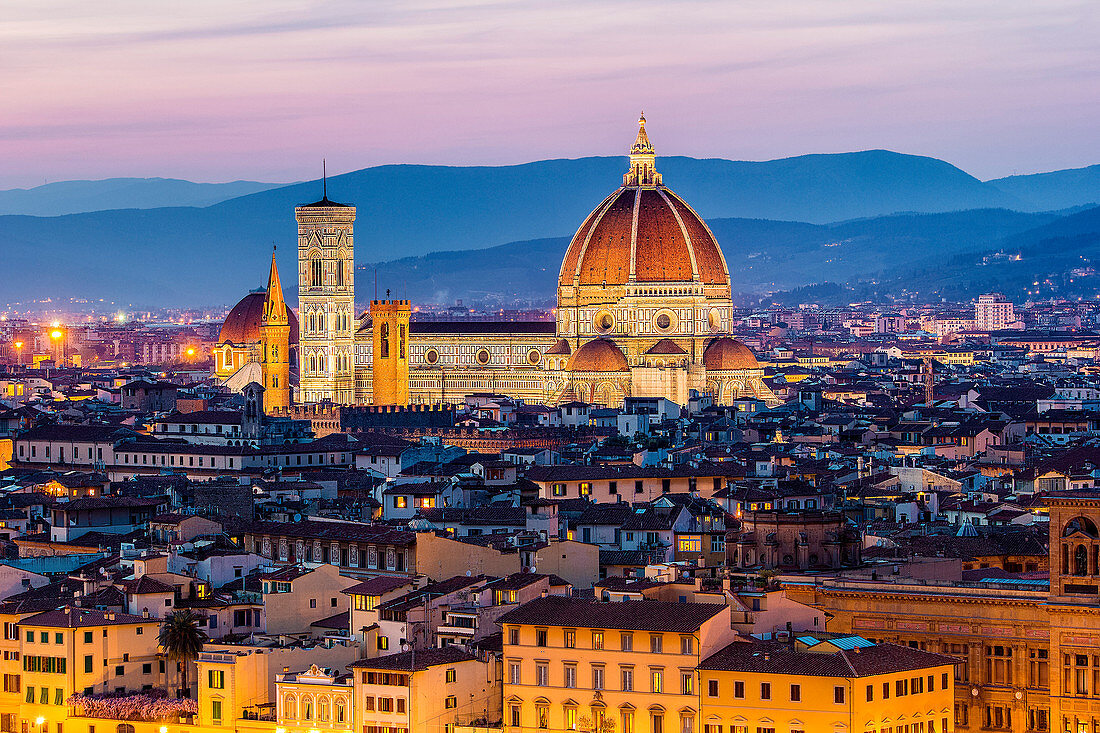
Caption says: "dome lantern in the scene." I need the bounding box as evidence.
[624,113,662,187]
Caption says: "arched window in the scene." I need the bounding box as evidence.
[399,324,406,359]
[319,698,330,722]
[336,260,345,287]
[1065,517,1100,539]
[117,725,135,733]
[311,258,323,287]
[1076,545,1089,576]
[380,322,390,358]
[335,699,346,723]
[303,698,313,720]
[284,694,297,719]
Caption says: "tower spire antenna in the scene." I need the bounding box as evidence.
[322,159,327,201]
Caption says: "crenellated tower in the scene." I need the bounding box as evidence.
[296,170,356,405]
[370,296,411,406]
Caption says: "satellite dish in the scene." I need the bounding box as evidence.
[466,570,472,577]
[401,644,410,652]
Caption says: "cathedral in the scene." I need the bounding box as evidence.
[216,117,777,410]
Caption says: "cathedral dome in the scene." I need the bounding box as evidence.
[567,339,629,372]
[704,337,759,371]
[219,291,299,345]
[558,116,730,289]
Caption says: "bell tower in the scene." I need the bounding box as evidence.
[260,248,291,415]
[370,295,411,406]
[296,165,356,405]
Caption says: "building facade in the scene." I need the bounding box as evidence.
[296,188,357,405]
[271,117,777,410]
[787,490,1100,733]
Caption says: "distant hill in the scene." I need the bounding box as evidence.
[3,150,1098,306]
[766,205,1100,304]
[0,178,286,216]
[987,165,1100,212]
[366,208,1056,305]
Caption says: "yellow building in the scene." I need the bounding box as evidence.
[698,637,956,733]
[2,607,164,733]
[498,596,738,733]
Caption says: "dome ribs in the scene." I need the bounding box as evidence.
[666,192,729,286]
[577,190,634,286]
[635,189,692,282]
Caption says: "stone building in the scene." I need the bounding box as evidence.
[264,116,778,410]
[786,490,1100,732]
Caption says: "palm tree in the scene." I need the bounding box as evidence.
[158,609,209,699]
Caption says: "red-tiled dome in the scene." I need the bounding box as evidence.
[558,117,729,289]
[704,337,759,370]
[559,187,729,288]
[219,292,299,345]
[567,339,629,372]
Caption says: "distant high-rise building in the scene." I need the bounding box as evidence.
[974,292,1015,331]
[296,180,356,405]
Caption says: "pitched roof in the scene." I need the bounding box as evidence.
[349,645,475,671]
[21,607,154,628]
[699,640,957,677]
[341,576,413,597]
[497,596,727,632]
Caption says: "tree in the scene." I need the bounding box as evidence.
[158,609,209,699]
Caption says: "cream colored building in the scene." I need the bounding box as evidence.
[259,563,359,635]
[349,647,501,733]
[280,117,777,410]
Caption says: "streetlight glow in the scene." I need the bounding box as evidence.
[51,330,62,340]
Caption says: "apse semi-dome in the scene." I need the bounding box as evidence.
[703,337,759,370]
[558,115,730,289]
[567,339,629,372]
[219,291,300,345]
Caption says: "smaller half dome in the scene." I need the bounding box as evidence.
[567,339,629,372]
[219,292,299,345]
[704,337,759,370]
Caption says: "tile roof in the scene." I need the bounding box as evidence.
[341,576,413,597]
[497,596,727,632]
[699,640,958,677]
[349,645,475,671]
[21,607,154,628]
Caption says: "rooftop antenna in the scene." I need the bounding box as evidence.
[322,159,327,200]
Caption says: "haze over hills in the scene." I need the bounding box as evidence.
[366,208,1076,306]
[987,165,1100,213]
[2,151,1100,307]
[0,178,287,217]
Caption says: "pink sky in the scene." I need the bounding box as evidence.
[2,0,1097,188]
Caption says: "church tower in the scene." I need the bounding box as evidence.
[370,296,411,406]
[260,249,291,415]
[296,171,356,404]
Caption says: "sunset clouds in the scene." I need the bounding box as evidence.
[2,0,1097,187]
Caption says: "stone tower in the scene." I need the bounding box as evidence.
[370,297,411,406]
[260,249,291,415]
[296,174,356,405]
